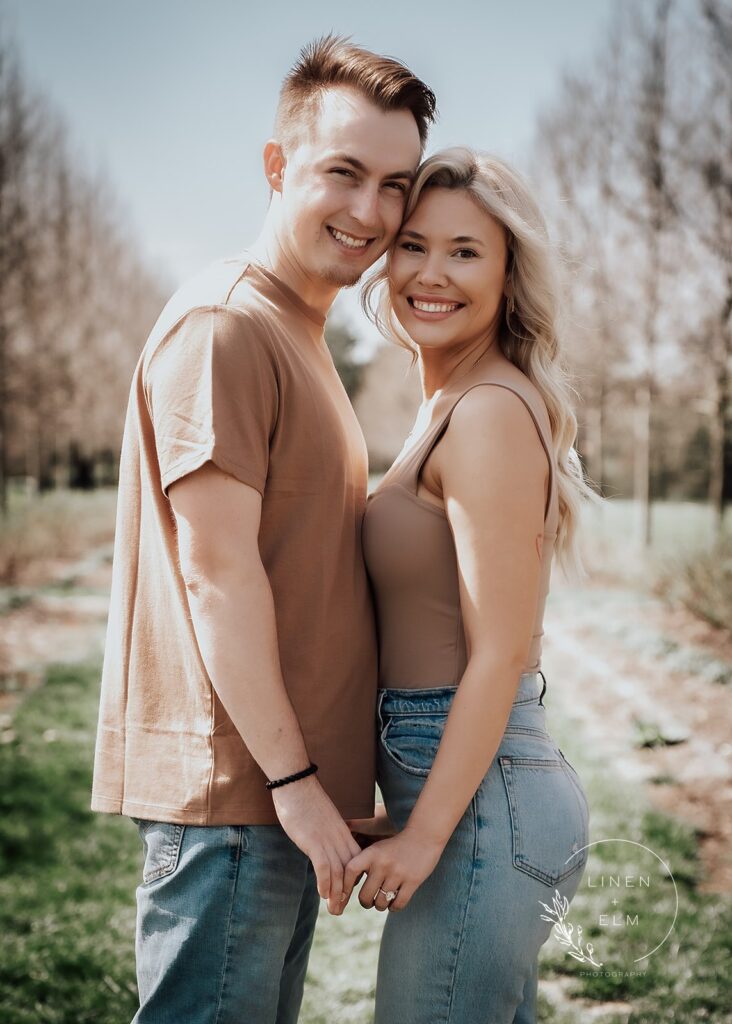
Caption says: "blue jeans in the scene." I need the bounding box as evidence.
[374,672,590,1024]
[130,820,320,1024]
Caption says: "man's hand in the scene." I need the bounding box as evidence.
[341,825,446,913]
[346,801,397,848]
[272,774,363,915]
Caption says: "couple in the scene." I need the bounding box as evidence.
[91,34,593,1024]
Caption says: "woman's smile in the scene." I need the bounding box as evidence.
[407,294,466,320]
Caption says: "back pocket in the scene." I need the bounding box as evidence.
[499,756,589,886]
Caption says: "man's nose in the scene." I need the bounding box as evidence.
[349,186,381,231]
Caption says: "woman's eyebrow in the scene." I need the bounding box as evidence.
[399,229,484,244]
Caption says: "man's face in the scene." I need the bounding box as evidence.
[275,87,422,287]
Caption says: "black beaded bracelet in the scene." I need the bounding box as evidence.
[265,762,318,790]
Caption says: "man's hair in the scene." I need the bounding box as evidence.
[275,34,436,154]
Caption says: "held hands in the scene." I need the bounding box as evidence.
[341,823,446,913]
[345,801,397,849]
[273,784,444,917]
[271,774,363,916]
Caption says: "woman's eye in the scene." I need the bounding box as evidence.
[399,242,424,253]
[455,248,478,259]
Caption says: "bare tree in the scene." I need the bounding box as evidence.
[0,24,167,511]
[533,28,633,499]
[663,0,732,535]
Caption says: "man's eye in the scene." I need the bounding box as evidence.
[384,181,407,192]
[331,168,355,178]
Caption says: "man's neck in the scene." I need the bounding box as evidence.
[249,226,338,321]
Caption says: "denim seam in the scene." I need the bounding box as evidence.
[213,828,244,1024]
[557,753,591,833]
[444,795,479,1024]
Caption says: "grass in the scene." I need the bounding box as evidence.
[0,663,139,1024]
[1,662,730,1023]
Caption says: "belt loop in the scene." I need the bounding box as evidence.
[538,671,547,707]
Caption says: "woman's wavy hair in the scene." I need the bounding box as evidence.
[361,147,601,577]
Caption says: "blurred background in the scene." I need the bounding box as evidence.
[0,1,730,1022]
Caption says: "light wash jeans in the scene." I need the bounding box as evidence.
[374,671,590,1024]
[129,820,320,1024]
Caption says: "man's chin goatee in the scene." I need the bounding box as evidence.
[320,265,364,288]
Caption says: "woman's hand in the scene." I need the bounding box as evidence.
[346,801,397,848]
[342,825,446,912]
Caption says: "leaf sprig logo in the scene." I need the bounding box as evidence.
[540,890,603,967]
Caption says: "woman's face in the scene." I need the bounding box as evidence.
[389,186,509,352]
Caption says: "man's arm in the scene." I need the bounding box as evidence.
[168,461,360,915]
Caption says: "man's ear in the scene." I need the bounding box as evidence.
[263,140,286,194]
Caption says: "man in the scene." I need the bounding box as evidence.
[91,34,435,1024]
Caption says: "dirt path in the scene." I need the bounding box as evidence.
[0,546,112,724]
[543,576,732,894]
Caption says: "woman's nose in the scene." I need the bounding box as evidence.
[417,257,449,288]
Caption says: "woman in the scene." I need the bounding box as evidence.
[343,148,599,1023]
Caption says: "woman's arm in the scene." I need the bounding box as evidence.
[343,385,549,911]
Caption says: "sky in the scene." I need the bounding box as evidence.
[3,0,618,338]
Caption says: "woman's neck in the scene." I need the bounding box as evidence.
[418,332,500,401]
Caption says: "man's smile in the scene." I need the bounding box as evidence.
[326,225,376,252]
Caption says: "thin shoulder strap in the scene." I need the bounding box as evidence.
[402,374,558,528]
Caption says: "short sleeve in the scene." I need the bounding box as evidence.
[144,305,278,496]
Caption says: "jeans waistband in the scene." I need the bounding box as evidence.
[378,670,547,717]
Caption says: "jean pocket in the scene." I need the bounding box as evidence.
[379,713,446,777]
[138,821,186,884]
[499,756,589,886]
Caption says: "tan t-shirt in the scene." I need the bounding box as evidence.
[91,254,378,824]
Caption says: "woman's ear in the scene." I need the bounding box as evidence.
[263,140,286,194]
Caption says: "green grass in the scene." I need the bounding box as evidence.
[0,663,140,1024]
[2,662,730,1023]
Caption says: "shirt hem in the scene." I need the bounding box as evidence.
[91,794,376,826]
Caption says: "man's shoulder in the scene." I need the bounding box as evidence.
[146,253,261,351]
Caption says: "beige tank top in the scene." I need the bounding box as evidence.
[362,353,560,688]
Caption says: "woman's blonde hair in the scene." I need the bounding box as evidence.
[361,146,601,577]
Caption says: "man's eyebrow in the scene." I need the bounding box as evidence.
[399,229,485,244]
[331,154,415,180]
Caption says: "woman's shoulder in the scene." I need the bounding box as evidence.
[448,358,550,439]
